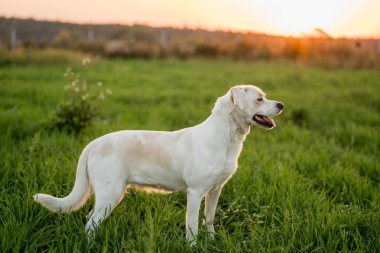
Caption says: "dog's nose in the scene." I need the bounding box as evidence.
[276,102,284,110]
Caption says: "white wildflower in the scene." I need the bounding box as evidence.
[82,93,89,100]
[82,57,92,66]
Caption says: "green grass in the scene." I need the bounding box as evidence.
[1,52,379,252]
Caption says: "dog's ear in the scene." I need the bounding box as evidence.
[230,87,246,110]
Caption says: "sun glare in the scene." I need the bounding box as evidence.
[251,0,364,36]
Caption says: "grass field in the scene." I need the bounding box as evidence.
[0,51,379,252]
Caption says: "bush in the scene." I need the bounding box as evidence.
[49,58,112,133]
[194,43,220,58]
[282,39,302,60]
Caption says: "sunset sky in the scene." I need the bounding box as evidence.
[1,0,379,38]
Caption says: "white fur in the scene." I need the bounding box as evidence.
[33,85,283,244]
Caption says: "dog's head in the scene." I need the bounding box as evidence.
[229,85,283,129]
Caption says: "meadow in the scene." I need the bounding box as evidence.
[0,51,379,252]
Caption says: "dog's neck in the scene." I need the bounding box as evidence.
[229,108,250,136]
[211,93,250,139]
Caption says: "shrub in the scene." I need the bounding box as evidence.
[194,43,220,58]
[49,58,112,133]
[233,41,255,59]
[282,39,302,60]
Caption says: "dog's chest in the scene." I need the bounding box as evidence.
[201,140,242,186]
[221,142,242,173]
[207,158,239,189]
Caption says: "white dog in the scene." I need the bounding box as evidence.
[34,85,283,244]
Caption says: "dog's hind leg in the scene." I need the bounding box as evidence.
[85,178,126,242]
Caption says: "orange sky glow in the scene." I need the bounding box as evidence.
[1,0,379,38]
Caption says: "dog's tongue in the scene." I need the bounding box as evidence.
[254,115,276,128]
[268,117,276,128]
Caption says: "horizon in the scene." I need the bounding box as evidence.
[2,16,380,40]
[1,0,380,39]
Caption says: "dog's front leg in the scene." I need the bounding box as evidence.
[204,186,222,238]
[186,189,203,245]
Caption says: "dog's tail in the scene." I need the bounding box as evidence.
[33,144,92,213]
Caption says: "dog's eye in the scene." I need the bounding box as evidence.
[257,97,263,102]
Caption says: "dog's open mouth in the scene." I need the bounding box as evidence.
[252,114,276,129]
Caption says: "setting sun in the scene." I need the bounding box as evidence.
[252,0,351,36]
[0,0,379,37]
[249,0,378,37]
